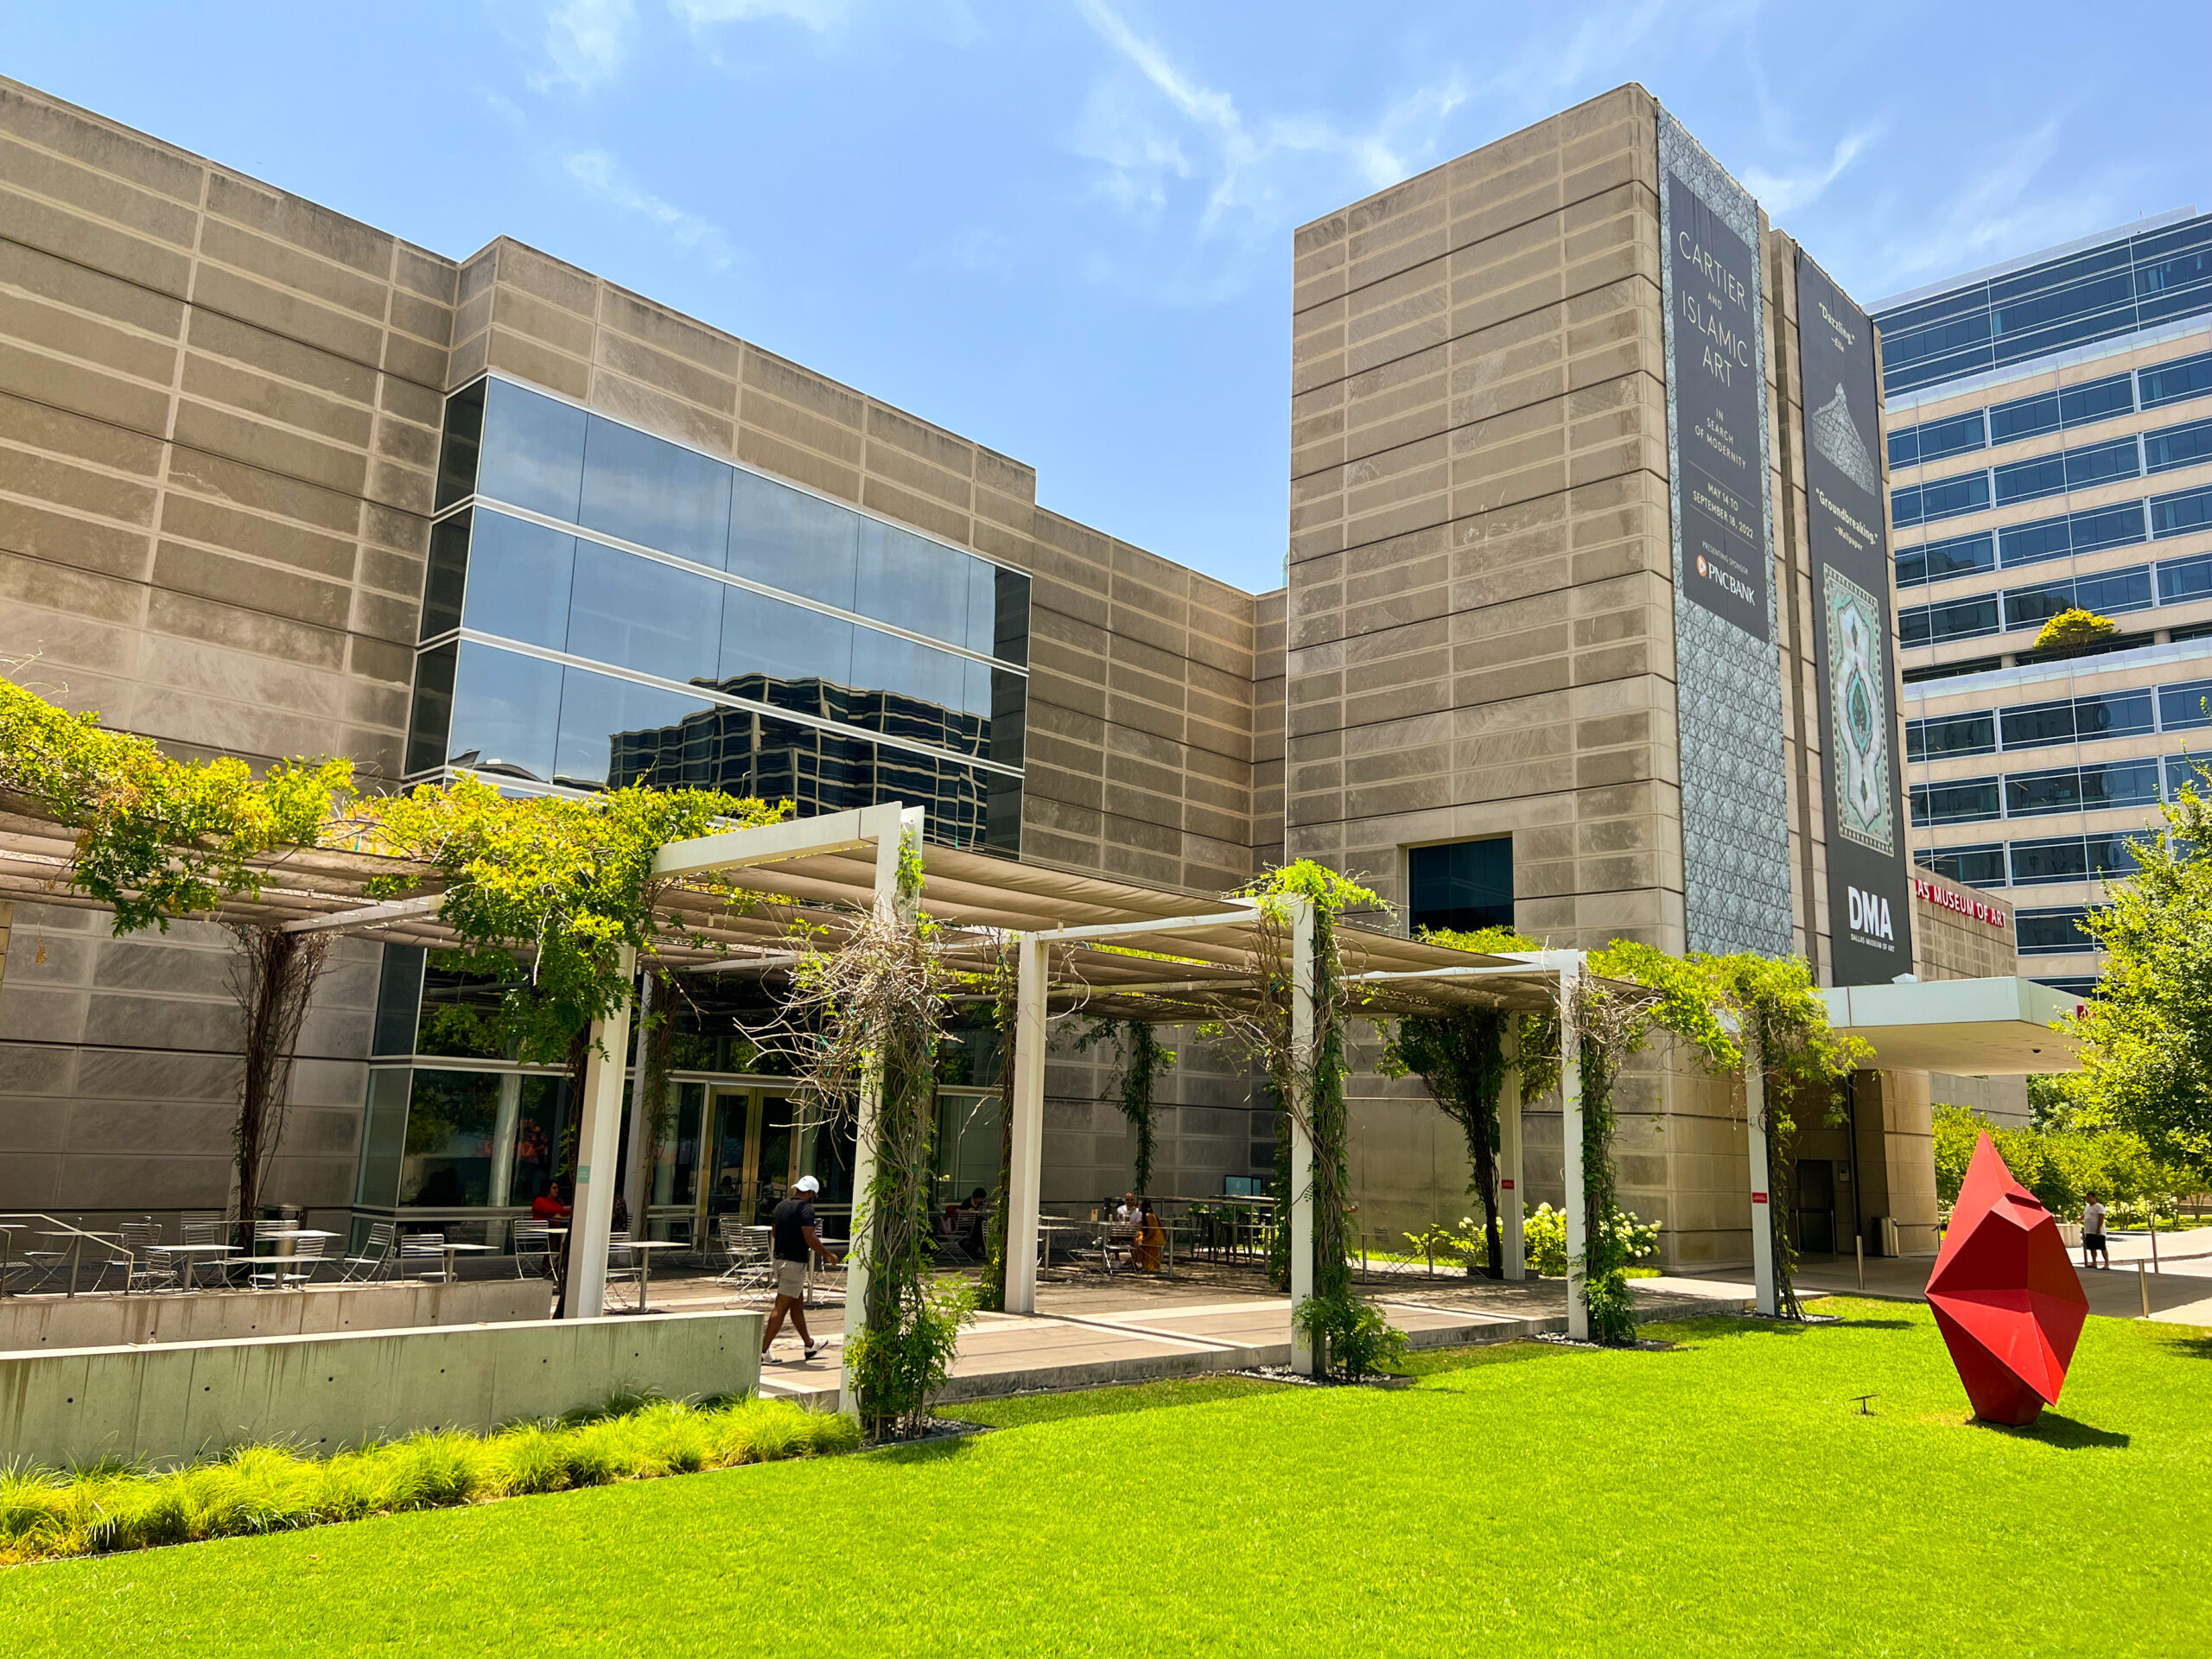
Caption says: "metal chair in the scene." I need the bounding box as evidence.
[398,1234,449,1281]
[121,1221,177,1292]
[339,1221,396,1282]
[511,1222,554,1280]
[716,1224,773,1294]
[604,1230,645,1311]
[253,1233,323,1290]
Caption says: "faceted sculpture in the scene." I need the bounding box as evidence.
[1926,1134,2089,1426]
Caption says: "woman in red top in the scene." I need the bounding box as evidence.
[531,1179,572,1224]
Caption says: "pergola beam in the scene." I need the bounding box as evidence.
[279,893,445,935]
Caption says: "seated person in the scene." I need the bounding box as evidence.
[1132,1202,1166,1272]
[531,1179,573,1224]
[1113,1191,1141,1229]
[960,1187,991,1253]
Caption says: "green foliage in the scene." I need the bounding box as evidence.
[844,1278,974,1441]
[1290,1294,1408,1380]
[1076,1018,1176,1195]
[1516,1201,1660,1279]
[2032,606,2119,654]
[977,941,1019,1314]
[2067,778,2212,1184]
[359,775,786,1065]
[1382,1005,1511,1274]
[0,1395,855,1564]
[1933,1103,2178,1224]
[0,674,356,933]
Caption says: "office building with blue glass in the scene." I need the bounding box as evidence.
[1878,209,2212,994]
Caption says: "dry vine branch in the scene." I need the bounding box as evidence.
[228,923,333,1239]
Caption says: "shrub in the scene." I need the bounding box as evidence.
[1291,1294,1409,1380]
[0,1394,856,1564]
[1522,1202,1660,1277]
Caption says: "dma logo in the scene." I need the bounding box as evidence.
[1847,885,1894,944]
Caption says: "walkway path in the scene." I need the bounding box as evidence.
[636,1268,1756,1409]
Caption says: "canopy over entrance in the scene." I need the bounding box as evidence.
[1823,978,2078,1074]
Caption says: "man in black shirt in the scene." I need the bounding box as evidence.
[763,1174,841,1364]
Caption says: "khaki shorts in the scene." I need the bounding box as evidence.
[775,1258,808,1299]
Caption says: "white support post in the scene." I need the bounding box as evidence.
[1005,930,1048,1315]
[1499,1019,1525,1282]
[488,1073,522,1212]
[563,945,638,1320]
[841,804,926,1417]
[1556,952,1587,1341]
[621,968,657,1236]
[1746,1058,1778,1316]
[1287,896,1318,1376]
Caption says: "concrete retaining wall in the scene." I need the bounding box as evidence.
[0,1309,764,1471]
[0,1278,553,1353]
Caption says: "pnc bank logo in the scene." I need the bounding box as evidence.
[1847,885,1894,944]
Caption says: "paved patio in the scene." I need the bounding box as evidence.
[625,1265,1758,1408]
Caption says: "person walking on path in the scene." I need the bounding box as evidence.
[2082,1194,2110,1270]
[761,1174,841,1363]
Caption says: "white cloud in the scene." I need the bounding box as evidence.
[565,150,741,269]
[670,0,850,28]
[1742,124,1884,218]
[1070,0,1469,283]
[538,0,636,91]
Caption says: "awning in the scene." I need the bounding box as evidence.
[1821,976,2079,1074]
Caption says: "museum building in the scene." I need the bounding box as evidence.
[0,75,2050,1268]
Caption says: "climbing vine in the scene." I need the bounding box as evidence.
[976,938,1019,1314]
[1381,925,1540,1278]
[1213,861,1401,1376]
[1077,1018,1176,1197]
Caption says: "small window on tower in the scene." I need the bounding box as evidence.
[1406,838,1515,936]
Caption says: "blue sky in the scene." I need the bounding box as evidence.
[13,1,2210,594]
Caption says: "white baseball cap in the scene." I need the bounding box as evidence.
[795,1175,821,1193]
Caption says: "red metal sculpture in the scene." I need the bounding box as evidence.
[1926,1133,2089,1426]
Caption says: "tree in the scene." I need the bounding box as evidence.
[2067,777,2212,1186]
[1077,1018,1175,1198]
[228,924,334,1235]
[2032,607,2118,656]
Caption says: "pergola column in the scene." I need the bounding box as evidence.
[1499,1018,1524,1282]
[563,944,638,1320]
[1745,1057,1778,1316]
[1287,895,1318,1376]
[1003,929,1048,1315]
[621,967,657,1236]
[840,804,926,1417]
[1555,951,1587,1341]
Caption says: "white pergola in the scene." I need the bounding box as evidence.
[0,793,2086,1391]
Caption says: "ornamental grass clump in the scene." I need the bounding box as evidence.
[0,1396,853,1565]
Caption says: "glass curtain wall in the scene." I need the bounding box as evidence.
[408,374,1030,855]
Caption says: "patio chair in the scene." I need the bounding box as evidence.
[121,1221,177,1292]
[252,1233,324,1290]
[604,1230,645,1311]
[716,1225,773,1294]
[512,1222,554,1280]
[398,1234,448,1282]
[339,1221,396,1282]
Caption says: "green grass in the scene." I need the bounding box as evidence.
[3,1300,2208,1656]
[0,1395,855,1566]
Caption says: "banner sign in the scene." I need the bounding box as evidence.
[1798,251,1916,985]
[1656,112,1794,959]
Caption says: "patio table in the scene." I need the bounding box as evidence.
[436,1240,498,1282]
[616,1238,686,1312]
[162,1241,237,1288]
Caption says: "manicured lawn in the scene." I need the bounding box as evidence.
[3,1300,2207,1656]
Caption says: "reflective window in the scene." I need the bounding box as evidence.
[2003,582,2078,632]
[355,1068,412,1208]
[443,643,563,782]
[2158,678,2212,731]
[2085,832,2151,878]
[720,584,855,690]
[1893,470,1990,527]
[399,1070,500,1208]
[477,378,587,522]
[2140,350,2212,410]
[579,416,732,569]
[2070,502,2148,554]
[2145,417,2212,475]
[2009,835,2088,886]
[2169,754,2212,799]
[1998,514,2074,568]
[2080,758,2161,809]
[850,626,972,719]
[461,510,575,652]
[1988,390,2062,446]
[2016,907,2091,955]
[1908,712,1995,760]
[404,644,458,777]
[421,514,470,640]
[553,666,722,791]
[2152,485,2212,539]
[857,521,969,648]
[372,946,425,1058]
[1993,454,2065,508]
[728,469,859,611]
[435,381,485,512]
[1911,779,2001,825]
[2058,374,2135,429]
[1999,699,2075,751]
[1916,531,1994,585]
[1900,594,2001,646]
[2074,690,2154,741]
[2005,766,2082,817]
[2065,436,2141,490]
[2071,567,2153,615]
[565,541,722,683]
[2158,552,2212,604]
[1915,842,2005,887]
[1890,410,1985,470]
[1407,838,1516,934]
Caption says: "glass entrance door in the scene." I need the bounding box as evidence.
[694,1090,801,1237]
